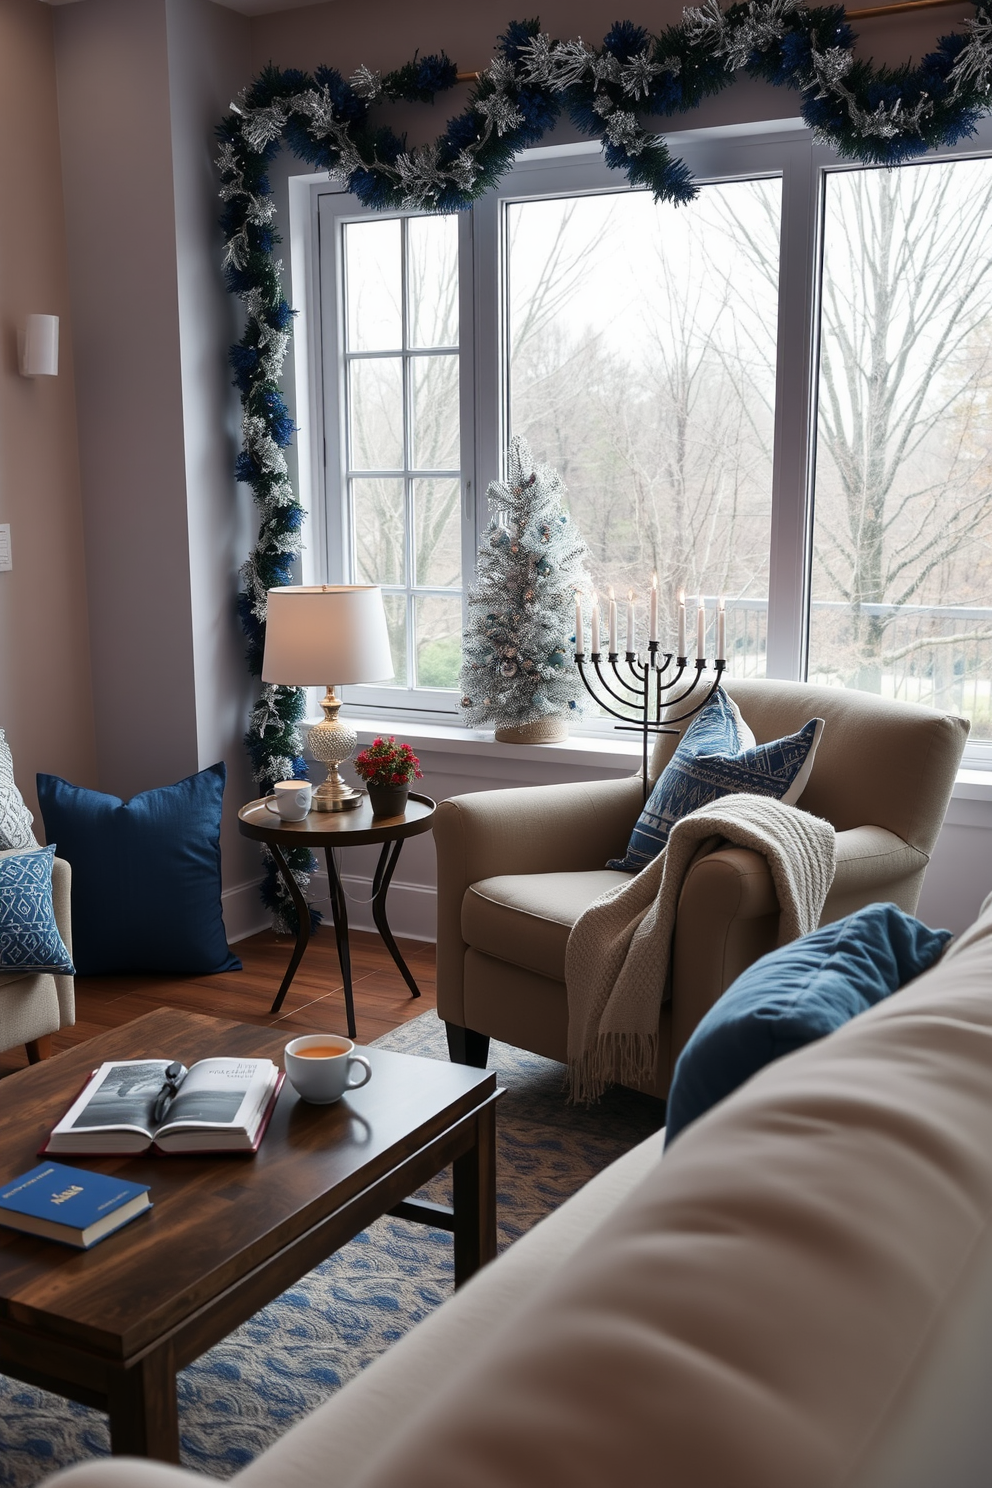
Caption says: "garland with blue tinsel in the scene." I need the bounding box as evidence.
[217,3,992,928]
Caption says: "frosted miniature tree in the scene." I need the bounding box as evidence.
[460,436,592,735]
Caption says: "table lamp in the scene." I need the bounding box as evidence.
[262,584,395,812]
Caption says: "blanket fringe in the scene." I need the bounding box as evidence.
[568,1031,659,1105]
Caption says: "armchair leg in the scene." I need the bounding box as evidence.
[25,1036,52,1065]
[445,1022,491,1069]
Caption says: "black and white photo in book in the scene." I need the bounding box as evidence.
[45,1057,282,1156]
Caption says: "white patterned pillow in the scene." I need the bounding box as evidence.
[0,730,39,850]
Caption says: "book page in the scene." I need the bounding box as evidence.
[54,1061,173,1138]
[155,1058,276,1135]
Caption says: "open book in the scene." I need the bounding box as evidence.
[43,1058,284,1155]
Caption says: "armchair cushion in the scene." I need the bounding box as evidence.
[665,902,951,1144]
[0,844,74,975]
[0,729,38,851]
[609,689,824,873]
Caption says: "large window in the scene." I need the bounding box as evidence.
[316,122,992,753]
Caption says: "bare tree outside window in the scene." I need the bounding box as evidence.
[809,159,992,738]
[506,181,780,668]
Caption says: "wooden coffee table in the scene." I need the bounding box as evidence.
[0,1008,499,1462]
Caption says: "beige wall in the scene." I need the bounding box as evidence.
[0,0,95,823]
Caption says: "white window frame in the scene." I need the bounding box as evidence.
[305,114,992,764]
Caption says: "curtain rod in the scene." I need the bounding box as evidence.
[454,0,963,77]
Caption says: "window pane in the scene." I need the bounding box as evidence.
[352,478,405,586]
[348,357,403,470]
[345,219,401,351]
[409,216,459,348]
[507,182,780,676]
[381,592,408,687]
[411,354,460,470]
[415,594,462,688]
[413,478,461,588]
[809,160,992,739]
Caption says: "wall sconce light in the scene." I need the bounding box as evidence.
[19,315,59,378]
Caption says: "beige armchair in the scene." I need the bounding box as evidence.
[435,679,969,1098]
[0,848,74,1064]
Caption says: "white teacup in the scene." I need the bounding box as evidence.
[264,780,312,821]
[284,1035,373,1104]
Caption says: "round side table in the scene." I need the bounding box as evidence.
[238,792,437,1037]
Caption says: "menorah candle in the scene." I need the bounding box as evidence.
[697,598,706,659]
[608,589,618,654]
[626,591,635,653]
[717,598,726,662]
[575,593,583,654]
[591,594,601,655]
[678,588,686,656]
[649,573,658,642]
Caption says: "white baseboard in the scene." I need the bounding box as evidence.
[221,877,272,944]
[308,867,437,941]
[222,872,437,944]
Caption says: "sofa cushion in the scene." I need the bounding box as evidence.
[0,844,74,975]
[609,688,824,873]
[665,902,951,1144]
[36,764,240,977]
[463,870,627,982]
[0,730,38,851]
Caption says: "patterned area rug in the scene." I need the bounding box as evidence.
[0,1013,663,1485]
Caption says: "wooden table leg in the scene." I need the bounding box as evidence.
[324,847,357,1039]
[268,843,312,1015]
[452,1100,498,1288]
[371,841,421,999]
[107,1344,180,1461]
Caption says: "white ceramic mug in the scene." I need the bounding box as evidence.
[264,780,312,821]
[284,1035,373,1104]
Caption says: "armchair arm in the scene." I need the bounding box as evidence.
[51,855,75,1028]
[666,825,924,1088]
[435,776,643,1028]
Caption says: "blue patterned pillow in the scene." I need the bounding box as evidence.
[608,689,825,873]
[0,845,74,974]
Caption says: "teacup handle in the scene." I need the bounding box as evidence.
[264,795,280,814]
[346,1054,373,1090]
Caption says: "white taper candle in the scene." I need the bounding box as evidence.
[591,594,601,656]
[608,588,617,654]
[626,591,635,654]
[575,593,583,655]
[697,598,706,660]
[649,573,658,642]
[678,588,686,657]
[717,597,726,662]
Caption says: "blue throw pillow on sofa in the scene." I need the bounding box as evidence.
[37,763,241,977]
[608,687,824,873]
[665,903,952,1146]
[0,844,74,974]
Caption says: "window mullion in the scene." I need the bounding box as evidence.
[765,138,823,680]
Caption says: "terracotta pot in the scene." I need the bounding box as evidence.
[494,716,569,744]
[366,784,410,818]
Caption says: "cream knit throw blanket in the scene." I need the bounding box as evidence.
[565,793,837,1103]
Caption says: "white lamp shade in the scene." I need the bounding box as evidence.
[261,585,395,685]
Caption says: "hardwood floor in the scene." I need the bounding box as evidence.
[0,928,437,1079]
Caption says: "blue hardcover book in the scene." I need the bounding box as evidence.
[0,1162,151,1249]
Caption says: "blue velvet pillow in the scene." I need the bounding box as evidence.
[608,688,824,873]
[36,763,240,977]
[0,844,74,974]
[665,903,952,1146]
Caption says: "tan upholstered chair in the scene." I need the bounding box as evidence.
[0,848,74,1064]
[435,680,969,1097]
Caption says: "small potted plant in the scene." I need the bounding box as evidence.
[353,736,424,818]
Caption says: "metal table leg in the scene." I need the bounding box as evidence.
[371,840,421,1000]
[268,844,312,1016]
[325,847,358,1039]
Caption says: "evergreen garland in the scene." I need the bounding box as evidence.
[217,7,992,923]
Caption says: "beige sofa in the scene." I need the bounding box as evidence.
[45,890,992,1488]
[436,679,968,1092]
[0,846,73,1063]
